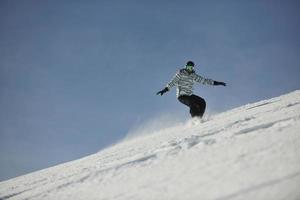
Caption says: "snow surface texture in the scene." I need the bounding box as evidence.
[1,90,300,200]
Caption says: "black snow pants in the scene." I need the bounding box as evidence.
[178,95,206,118]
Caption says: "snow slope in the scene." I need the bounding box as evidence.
[1,90,300,200]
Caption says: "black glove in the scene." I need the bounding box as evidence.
[214,81,226,86]
[156,87,169,96]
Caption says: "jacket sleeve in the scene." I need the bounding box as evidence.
[192,73,215,85]
[166,70,181,89]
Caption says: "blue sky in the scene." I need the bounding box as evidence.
[1,0,300,181]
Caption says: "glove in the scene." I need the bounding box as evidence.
[156,87,169,96]
[214,81,226,86]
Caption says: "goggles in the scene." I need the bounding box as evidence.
[186,65,194,71]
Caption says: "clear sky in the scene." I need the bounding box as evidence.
[1,0,299,181]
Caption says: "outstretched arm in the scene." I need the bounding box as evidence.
[157,70,181,96]
[166,70,181,89]
[193,73,226,86]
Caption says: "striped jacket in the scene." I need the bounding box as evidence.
[166,68,215,97]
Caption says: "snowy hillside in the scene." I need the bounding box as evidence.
[1,90,300,200]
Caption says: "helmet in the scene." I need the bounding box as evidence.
[186,61,195,67]
[185,61,195,72]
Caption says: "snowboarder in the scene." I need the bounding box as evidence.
[157,61,226,118]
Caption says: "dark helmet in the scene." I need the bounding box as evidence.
[186,61,195,67]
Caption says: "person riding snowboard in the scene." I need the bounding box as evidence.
[157,61,226,118]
